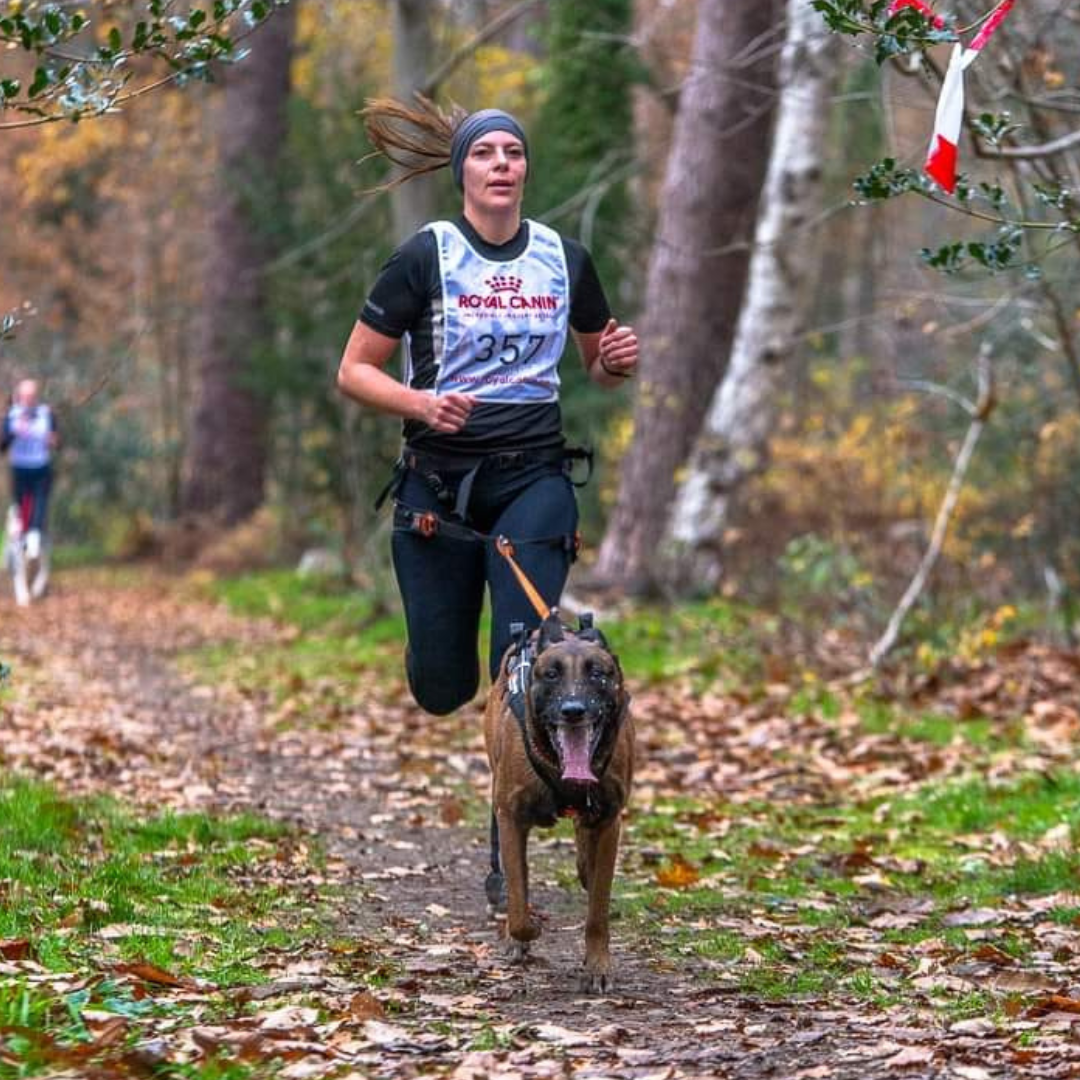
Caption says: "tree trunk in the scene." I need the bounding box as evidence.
[182,6,296,524]
[631,0,697,212]
[391,0,437,240]
[592,0,780,592]
[662,0,840,593]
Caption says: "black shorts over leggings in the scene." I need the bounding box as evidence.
[391,459,578,716]
[12,464,52,533]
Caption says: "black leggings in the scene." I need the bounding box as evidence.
[391,461,578,715]
[12,465,52,533]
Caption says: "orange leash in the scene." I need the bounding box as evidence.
[495,535,550,621]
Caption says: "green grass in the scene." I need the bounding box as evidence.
[49,542,109,571]
[210,568,394,635]
[199,570,421,708]
[619,769,1080,1011]
[185,569,414,717]
[0,774,317,979]
[893,771,1080,839]
[209,570,771,692]
[0,773,354,1078]
[629,770,1080,896]
[198,567,1079,1024]
[854,695,1022,749]
[599,598,768,687]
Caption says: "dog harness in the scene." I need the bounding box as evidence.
[502,616,615,822]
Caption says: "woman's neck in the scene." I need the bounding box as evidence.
[462,206,522,246]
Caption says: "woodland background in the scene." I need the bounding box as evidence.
[2,0,1079,661]
[3,4,1080,1075]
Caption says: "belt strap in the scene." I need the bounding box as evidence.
[376,443,594,515]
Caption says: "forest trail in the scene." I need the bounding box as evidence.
[1,568,1077,1079]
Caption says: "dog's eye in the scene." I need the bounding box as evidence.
[542,664,562,681]
[585,660,610,683]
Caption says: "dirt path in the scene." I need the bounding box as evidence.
[1,569,1072,1079]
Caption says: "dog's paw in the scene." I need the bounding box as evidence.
[507,913,543,944]
[580,958,613,994]
[506,939,531,964]
[484,870,507,915]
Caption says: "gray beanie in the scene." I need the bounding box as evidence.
[450,109,528,189]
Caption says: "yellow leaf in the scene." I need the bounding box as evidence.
[656,854,700,889]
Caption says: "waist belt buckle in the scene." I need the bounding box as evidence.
[414,511,439,538]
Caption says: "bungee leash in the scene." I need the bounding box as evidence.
[394,503,574,623]
[494,535,550,621]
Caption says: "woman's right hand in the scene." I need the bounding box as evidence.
[420,391,476,433]
[338,321,477,431]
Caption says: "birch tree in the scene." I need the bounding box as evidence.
[662,0,841,593]
[592,0,781,592]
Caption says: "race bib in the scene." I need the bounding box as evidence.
[422,220,569,403]
[7,405,52,469]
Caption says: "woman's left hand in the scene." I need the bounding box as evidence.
[597,318,638,379]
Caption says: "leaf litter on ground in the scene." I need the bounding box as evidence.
[1,566,1080,1077]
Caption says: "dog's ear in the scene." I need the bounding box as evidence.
[611,652,631,721]
[537,609,565,651]
[576,611,610,651]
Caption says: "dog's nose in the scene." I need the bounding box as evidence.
[560,699,587,723]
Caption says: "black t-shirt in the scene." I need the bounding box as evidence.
[359,216,611,455]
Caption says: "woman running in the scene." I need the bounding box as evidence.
[337,98,638,715]
[2,379,57,560]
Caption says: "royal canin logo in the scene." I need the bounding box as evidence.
[458,276,559,311]
[486,274,522,294]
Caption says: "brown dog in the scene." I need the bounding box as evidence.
[483,609,634,992]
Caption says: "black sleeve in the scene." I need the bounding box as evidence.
[359,230,438,339]
[0,414,11,454]
[563,238,612,334]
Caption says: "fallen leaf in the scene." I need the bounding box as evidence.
[949,1017,996,1036]
[992,971,1060,994]
[258,1005,319,1031]
[941,908,1001,928]
[656,854,700,889]
[530,1022,593,1047]
[362,1019,413,1046]
[884,1045,935,1068]
[1027,994,1080,1017]
[0,939,31,961]
[113,961,189,988]
[347,991,385,1020]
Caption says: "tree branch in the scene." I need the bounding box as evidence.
[420,0,547,97]
[987,126,1080,161]
[868,346,996,668]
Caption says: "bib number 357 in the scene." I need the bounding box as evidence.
[474,332,547,366]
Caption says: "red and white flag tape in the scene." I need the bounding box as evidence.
[888,0,946,30]
[887,0,1016,194]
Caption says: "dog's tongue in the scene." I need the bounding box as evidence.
[557,725,597,783]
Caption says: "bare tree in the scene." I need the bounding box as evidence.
[662,0,841,593]
[592,0,782,592]
[182,5,297,525]
[391,0,437,239]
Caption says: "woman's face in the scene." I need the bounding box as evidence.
[15,380,38,408]
[461,130,527,216]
